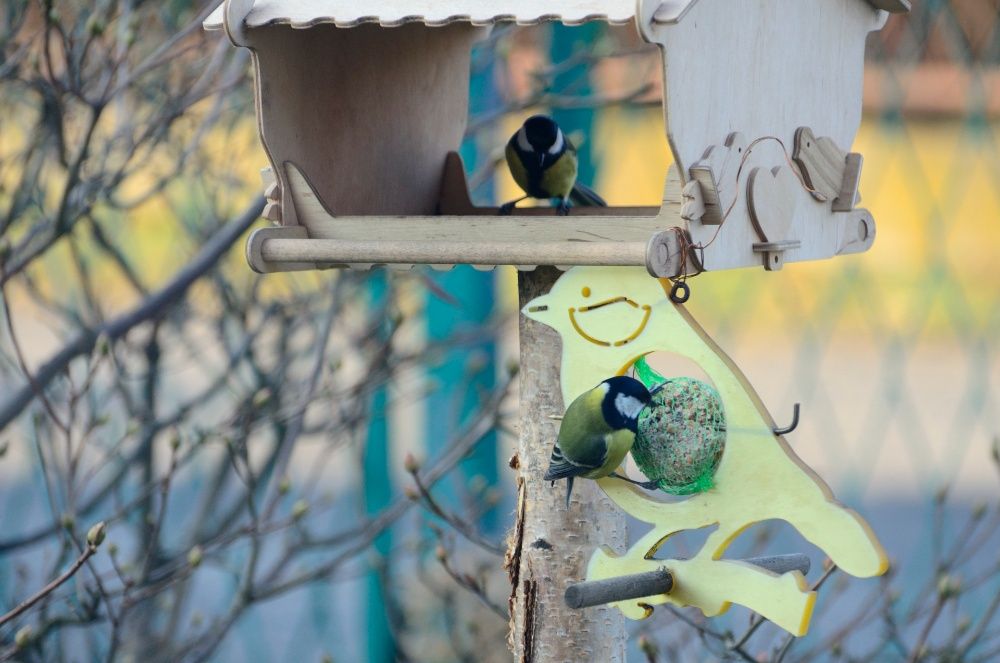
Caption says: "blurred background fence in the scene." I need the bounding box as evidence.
[0,2,998,661]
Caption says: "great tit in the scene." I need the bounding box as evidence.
[501,114,607,215]
[544,375,652,506]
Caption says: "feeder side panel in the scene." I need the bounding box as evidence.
[251,23,483,221]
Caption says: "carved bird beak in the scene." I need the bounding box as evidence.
[521,294,552,324]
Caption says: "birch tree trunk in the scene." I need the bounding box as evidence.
[507,267,628,662]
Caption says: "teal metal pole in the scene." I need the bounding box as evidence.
[423,39,500,530]
[424,269,497,526]
[364,272,396,662]
[549,23,600,187]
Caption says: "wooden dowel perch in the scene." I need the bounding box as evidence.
[564,553,812,610]
[247,227,688,277]
[565,568,674,610]
[260,238,648,267]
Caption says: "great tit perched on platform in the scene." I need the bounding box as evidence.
[501,114,607,215]
[544,376,652,506]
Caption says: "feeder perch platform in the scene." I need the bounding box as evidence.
[206,0,908,276]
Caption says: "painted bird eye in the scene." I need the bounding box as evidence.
[581,287,591,297]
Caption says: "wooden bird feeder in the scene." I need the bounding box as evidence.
[203,3,912,655]
[204,0,910,275]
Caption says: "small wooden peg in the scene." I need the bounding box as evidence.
[832,153,864,212]
[680,180,705,222]
[262,201,281,222]
[566,568,673,610]
[753,240,802,272]
[565,554,812,610]
[689,132,748,225]
[645,230,685,279]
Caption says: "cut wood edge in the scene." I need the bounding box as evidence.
[793,126,847,203]
[246,225,315,273]
[262,201,281,222]
[832,153,864,212]
[287,157,657,221]
[650,0,701,25]
[645,229,688,278]
[752,239,802,272]
[835,209,876,255]
[438,151,476,214]
[866,0,911,13]
[223,0,254,47]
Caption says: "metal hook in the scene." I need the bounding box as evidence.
[773,403,800,436]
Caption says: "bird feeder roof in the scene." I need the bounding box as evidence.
[203,0,636,29]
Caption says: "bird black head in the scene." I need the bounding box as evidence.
[599,376,652,433]
[517,115,565,164]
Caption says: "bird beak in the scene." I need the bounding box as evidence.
[537,153,546,168]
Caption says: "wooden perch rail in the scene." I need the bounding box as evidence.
[258,238,646,268]
[565,553,812,609]
[246,225,691,276]
[245,153,876,276]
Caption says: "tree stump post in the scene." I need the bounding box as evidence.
[507,267,628,662]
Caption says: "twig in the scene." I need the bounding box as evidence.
[0,195,264,433]
[408,464,506,556]
[0,524,105,627]
[908,594,947,663]
[435,543,508,619]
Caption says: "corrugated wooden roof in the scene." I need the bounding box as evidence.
[204,1,636,29]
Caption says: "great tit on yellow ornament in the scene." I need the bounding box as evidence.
[544,376,652,506]
[501,114,607,215]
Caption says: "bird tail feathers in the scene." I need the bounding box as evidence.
[544,443,585,481]
[543,460,581,481]
[569,182,607,208]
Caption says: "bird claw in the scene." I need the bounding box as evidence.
[611,472,660,492]
[556,199,571,216]
[498,201,517,216]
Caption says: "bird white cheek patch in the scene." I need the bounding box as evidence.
[614,393,645,420]
[548,129,564,155]
[516,127,532,153]
[521,266,886,637]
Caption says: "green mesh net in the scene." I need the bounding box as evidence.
[633,357,726,495]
